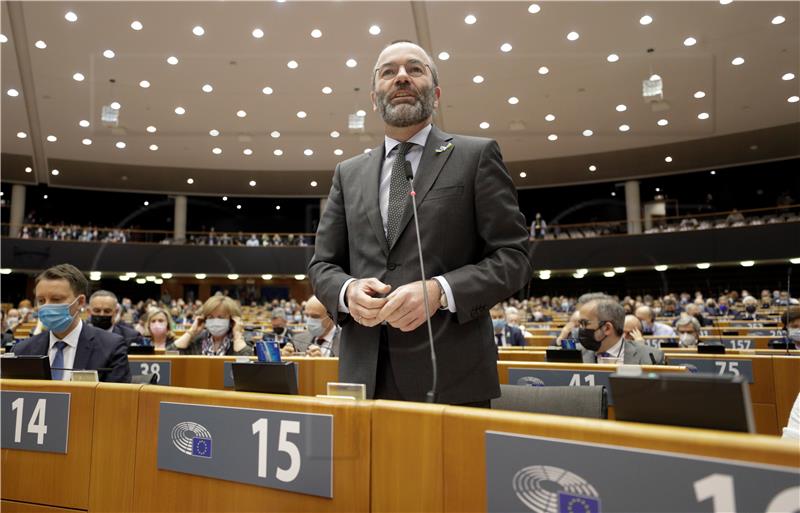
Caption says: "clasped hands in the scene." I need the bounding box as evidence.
[346,278,441,332]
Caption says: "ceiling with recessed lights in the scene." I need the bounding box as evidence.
[1,1,798,196]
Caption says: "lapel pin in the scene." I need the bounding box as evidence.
[435,142,453,154]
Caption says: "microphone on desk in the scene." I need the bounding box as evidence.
[404,160,438,403]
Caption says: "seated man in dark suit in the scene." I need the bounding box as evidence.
[577,299,665,365]
[12,263,131,383]
[88,290,145,346]
[490,305,525,347]
[283,296,341,357]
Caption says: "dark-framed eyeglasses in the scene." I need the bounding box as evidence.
[578,319,609,329]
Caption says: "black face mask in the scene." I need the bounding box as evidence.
[273,326,285,335]
[577,326,605,352]
[91,315,113,330]
[745,305,757,314]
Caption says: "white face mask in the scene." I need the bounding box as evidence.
[205,318,230,337]
[679,333,698,347]
[788,328,800,342]
[306,318,326,338]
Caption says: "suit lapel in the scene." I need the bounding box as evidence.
[72,323,95,371]
[361,143,390,257]
[388,125,454,252]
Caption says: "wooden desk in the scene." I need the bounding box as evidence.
[773,356,800,429]
[127,355,339,396]
[441,406,800,512]
[1,380,96,510]
[131,386,371,512]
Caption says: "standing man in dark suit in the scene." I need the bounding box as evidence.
[88,290,144,346]
[309,41,532,406]
[12,264,131,383]
[490,305,525,347]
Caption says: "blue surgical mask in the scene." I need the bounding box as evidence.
[306,318,326,338]
[38,298,80,333]
[492,319,506,332]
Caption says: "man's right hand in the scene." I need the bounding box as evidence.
[346,278,391,327]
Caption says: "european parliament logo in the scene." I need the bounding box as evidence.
[512,465,601,513]
[171,421,213,459]
[517,376,546,387]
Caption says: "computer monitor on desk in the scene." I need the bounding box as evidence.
[610,373,754,433]
[0,355,52,380]
[231,362,298,395]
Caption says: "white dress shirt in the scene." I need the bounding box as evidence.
[49,319,83,381]
[315,326,338,357]
[599,338,625,358]
[338,123,456,314]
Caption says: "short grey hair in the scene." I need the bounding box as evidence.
[578,292,611,305]
[590,299,624,336]
[90,290,118,304]
[742,295,757,305]
[675,315,701,334]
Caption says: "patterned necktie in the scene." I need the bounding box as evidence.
[51,340,67,380]
[495,334,503,347]
[386,142,414,247]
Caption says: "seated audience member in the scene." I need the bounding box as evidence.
[168,295,252,356]
[635,305,676,337]
[505,307,534,337]
[783,392,800,440]
[88,290,145,346]
[684,302,713,327]
[716,295,732,316]
[735,296,767,320]
[18,299,35,323]
[660,297,678,317]
[622,315,645,343]
[760,291,773,309]
[1,310,17,346]
[675,315,702,347]
[490,304,525,347]
[577,299,665,364]
[245,234,260,247]
[142,308,175,350]
[283,296,340,357]
[725,208,745,225]
[783,307,800,342]
[12,264,131,382]
[528,305,553,323]
[269,308,294,348]
[556,293,610,344]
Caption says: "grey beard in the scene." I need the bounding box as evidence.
[376,87,436,127]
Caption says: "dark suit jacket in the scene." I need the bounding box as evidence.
[113,322,145,346]
[13,322,131,383]
[581,340,665,365]
[496,325,525,347]
[309,125,532,403]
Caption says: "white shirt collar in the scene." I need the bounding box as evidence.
[603,338,624,357]
[49,319,83,350]
[383,123,433,156]
[319,325,337,344]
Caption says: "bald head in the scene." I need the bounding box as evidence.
[623,315,642,339]
[304,296,334,333]
[635,305,655,323]
[372,41,438,91]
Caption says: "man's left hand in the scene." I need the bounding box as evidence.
[378,280,440,332]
